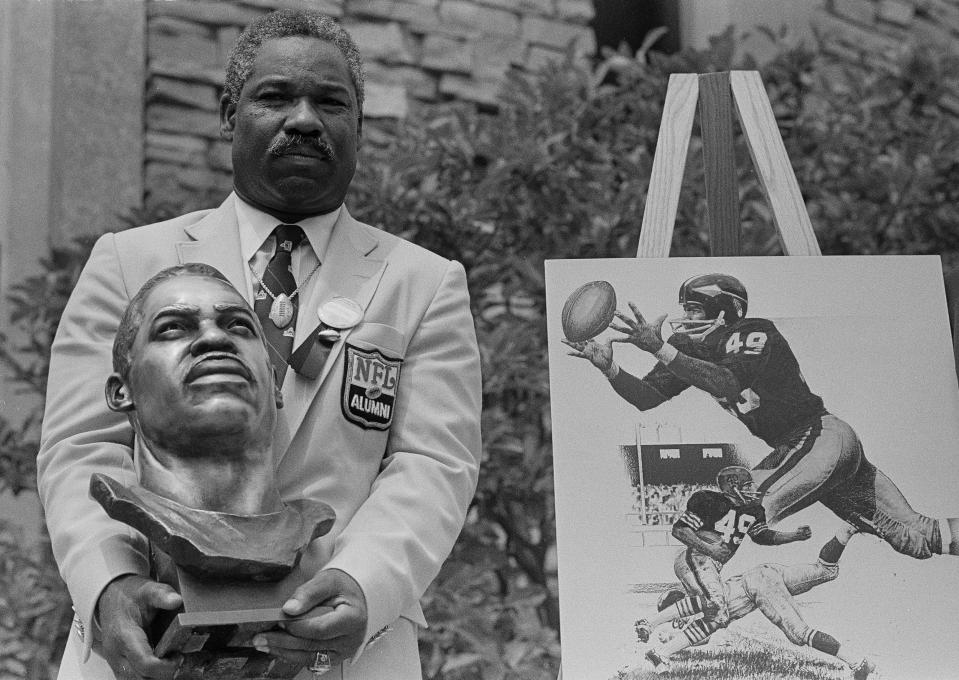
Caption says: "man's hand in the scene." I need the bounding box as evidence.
[562,337,614,372]
[791,525,813,542]
[253,568,368,670]
[609,303,669,355]
[96,575,183,679]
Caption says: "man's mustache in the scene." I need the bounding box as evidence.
[269,133,335,160]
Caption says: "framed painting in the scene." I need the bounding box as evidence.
[546,256,959,680]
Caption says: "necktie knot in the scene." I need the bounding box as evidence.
[274,224,305,255]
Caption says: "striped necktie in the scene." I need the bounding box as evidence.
[253,224,305,387]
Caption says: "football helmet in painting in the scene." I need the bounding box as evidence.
[717,465,762,505]
[669,273,748,341]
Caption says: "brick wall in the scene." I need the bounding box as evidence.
[144,0,596,212]
[815,0,959,113]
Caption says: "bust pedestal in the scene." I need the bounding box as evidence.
[91,473,336,679]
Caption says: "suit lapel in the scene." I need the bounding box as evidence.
[176,194,251,302]
[278,209,388,456]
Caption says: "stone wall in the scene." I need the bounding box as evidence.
[144,0,596,212]
[815,0,959,113]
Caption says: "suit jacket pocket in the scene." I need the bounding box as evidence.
[345,322,407,358]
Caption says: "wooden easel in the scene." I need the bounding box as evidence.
[555,70,822,680]
[637,70,820,257]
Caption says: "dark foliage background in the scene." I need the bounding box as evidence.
[2,28,958,679]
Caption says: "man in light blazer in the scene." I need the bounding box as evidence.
[37,9,481,680]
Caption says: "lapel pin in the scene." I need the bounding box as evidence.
[317,328,342,343]
[317,297,364,330]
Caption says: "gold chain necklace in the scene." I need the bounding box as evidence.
[250,260,321,329]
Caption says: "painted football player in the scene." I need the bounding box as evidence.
[564,273,959,561]
[641,524,875,679]
[636,466,811,649]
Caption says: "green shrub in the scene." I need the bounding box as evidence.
[0,522,72,679]
[0,235,97,679]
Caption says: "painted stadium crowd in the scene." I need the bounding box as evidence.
[635,483,710,525]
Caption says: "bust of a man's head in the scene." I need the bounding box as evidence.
[92,264,333,581]
[106,263,283,513]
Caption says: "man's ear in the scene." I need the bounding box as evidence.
[105,374,135,413]
[219,93,236,141]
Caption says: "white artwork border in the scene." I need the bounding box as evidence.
[545,256,959,680]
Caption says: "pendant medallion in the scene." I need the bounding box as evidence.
[269,294,295,328]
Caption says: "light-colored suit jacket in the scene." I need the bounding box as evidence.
[37,194,482,679]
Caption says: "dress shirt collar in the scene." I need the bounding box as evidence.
[234,194,341,263]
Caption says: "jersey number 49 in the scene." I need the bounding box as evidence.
[715,510,756,545]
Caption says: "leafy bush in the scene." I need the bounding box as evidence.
[779,39,959,259]
[5,25,959,680]
[0,236,97,679]
[0,522,73,679]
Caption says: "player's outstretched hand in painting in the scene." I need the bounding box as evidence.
[562,337,614,373]
[609,303,670,354]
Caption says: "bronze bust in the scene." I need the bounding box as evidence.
[90,264,334,678]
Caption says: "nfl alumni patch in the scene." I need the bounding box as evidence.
[342,345,402,430]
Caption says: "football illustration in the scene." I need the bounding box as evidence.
[561,280,617,343]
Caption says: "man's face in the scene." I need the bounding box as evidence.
[682,302,706,321]
[669,302,713,343]
[109,276,279,452]
[220,36,360,218]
